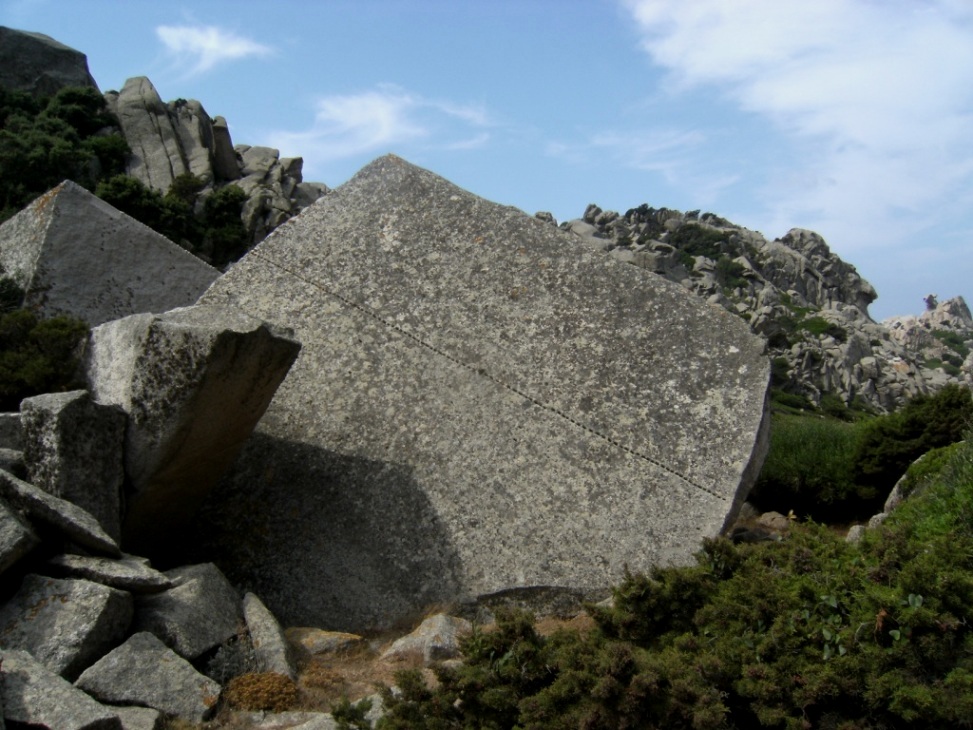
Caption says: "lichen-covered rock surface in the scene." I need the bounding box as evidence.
[197,153,770,631]
[84,305,301,556]
[0,180,219,326]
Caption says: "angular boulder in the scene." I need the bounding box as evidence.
[21,390,126,541]
[0,26,99,97]
[196,154,771,631]
[84,305,301,555]
[75,632,221,724]
[0,469,120,556]
[0,574,133,680]
[0,649,121,730]
[0,497,38,574]
[381,614,472,664]
[0,180,218,326]
[45,554,173,594]
[133,562,242,660]
[243,592,295,679]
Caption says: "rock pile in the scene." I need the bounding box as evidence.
[0,304,299,727]
[562,204,971,411]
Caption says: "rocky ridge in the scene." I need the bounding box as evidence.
[558,204,972,412]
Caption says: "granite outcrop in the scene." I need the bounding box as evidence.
[106,76,329,247]
[0,26,98,98]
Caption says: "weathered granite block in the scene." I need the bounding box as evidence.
[85,305,300,556]
[195,154,771,631]
[0,574,133,679]
[0,412,23,450]
[133,562,242,660]
[0,649,121,730]
[243,592,295,679]
[0,180,218,326]
[45,553,173,593]
[0,468,120,556]
[0,496,38,574]
[21,390,126,541]
[75,632,221,724]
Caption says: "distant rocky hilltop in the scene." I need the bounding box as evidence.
[0,26,328,250]
[557,204,972,412]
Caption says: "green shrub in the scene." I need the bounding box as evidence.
[769,388,812,413]
[931,329,970,358]
[852,384,972,496]
[714,255,747,290]
[800,316,847,342]
[750,413,870,517]
[0,85,128,221]
[0,309,88,410]
[380,439,973,728]
[667,223,729,261]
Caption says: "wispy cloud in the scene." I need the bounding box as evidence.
[621,0,973,254]
[156,24,272,75]
[269,84,492,167]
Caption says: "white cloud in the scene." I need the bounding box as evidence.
[621,0,973,254]
[156,24,272,75]
[270,84,492,167]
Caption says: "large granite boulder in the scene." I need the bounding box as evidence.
[0,26,99,97]
[196,154,771,631]
[0,180,219,326]
[84,305,301,556]
[21,390,126,541]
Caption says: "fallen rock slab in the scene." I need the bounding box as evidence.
[133,562,242,660]
[0,468,120,556]
[0,496,38,574]
[46,553,173,593]
[196,154,771,631]
[21,390,126,541]
[0,574,133,679]
[0,180,218,326]
[85,305,300,556]
[0,649,121,729]
[244,592,295,679]
[75,631,221,724]
[381,613,471,664]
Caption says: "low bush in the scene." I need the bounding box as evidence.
[0,308,88,410]
[222,672,299,712]
[379,437,973,728]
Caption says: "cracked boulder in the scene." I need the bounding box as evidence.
[84,305,300,557]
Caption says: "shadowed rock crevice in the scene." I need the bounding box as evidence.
[188,433,465,633]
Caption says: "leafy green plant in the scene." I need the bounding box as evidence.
[931,329,970,358]
[0,308,88,410]
[379,439,973,728]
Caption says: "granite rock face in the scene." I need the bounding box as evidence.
[0,180,219,326]
[197,154,771,631]
[0,26,99,97]
[21,390,126,541]
[84,305,301,555]
[0,497,38,574]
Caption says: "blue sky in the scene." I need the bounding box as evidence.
[2,0,971,320]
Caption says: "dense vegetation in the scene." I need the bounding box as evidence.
[751,384,972,521]
[0,293,87,410]
[377,432,973,728]
[0,85,249,267]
